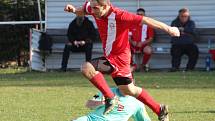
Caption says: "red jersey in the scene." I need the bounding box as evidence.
[129,25,154,52]
[84,2,143,78]
[130,25,154,43]
[84,2,142,57]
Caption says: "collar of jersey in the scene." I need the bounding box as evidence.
[101,4,114,19]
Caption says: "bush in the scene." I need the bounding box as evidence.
[0,0,45,66]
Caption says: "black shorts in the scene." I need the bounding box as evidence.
[90,57,132,86]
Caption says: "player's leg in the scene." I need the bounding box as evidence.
[130,51,137,72]
[61,42,72,71]
[142,45,152,71]
[116,79,168,121]
[185,44,199,71]
[83,42,93,62]
[170,44,182,71]
[117,81,160,113]
[81,57,117,115]
[113,51,168,120]
[112,53,161,116]
[81,61,114,99]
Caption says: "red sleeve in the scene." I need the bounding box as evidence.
[120,11,143,28]
[83,1,92,15]
[147,26,155,38]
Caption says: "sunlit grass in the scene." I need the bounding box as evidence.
[0,68,215,121]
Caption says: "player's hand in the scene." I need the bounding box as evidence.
[131,41,137,46]
[86,100,104,109]
[136,42,143,47]
[64,4,76,13]
[168,27,180,37]
[178,27,184,32]
[73,41,80,47]
[80,41,86,46]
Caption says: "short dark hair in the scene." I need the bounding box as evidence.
[176,8,191,21]
[179,8,189,14]
[137,8,145,13]
[94,0,110,5]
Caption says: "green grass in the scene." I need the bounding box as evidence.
[0,68,215,121]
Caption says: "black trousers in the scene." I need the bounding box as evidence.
[171,44,199,70]
[61,43,93,69]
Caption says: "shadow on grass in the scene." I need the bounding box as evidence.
[1,69,215,88]
[174,110,215,114]
[0,70,91,87]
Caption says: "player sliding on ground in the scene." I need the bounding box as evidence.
[64,0,180,121]
[73,88,151,121]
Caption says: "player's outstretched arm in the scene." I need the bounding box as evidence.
[141,16,180,37]
[85,99,104,109]
[64,4,85,16]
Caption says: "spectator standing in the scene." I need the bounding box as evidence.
[61,16,96,71]
[171,8,199,72]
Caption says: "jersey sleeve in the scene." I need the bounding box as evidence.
[132,102,151,121]
[120,11,143,28]
[83,1,92,15]
[147,26,155,39]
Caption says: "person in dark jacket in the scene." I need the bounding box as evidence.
[170,8,199,71]
[61,16,96,71]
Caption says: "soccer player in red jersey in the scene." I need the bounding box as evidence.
[130,8,154,72]
[64,0,180,121]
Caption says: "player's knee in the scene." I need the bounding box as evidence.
[144,46,152,54]
[120,88,136,97]
[118,85,139,97]
[81,62,97,79]
[121,89,133,96]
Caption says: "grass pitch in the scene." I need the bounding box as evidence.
[0,68,215,121]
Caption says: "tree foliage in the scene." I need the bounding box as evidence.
[0,0,45,66]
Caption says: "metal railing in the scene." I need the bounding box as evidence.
[0,21,45,25]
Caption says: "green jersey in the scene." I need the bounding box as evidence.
[74,88,151,121]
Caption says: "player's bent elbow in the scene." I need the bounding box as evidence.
[85,100,104,109]
[141,16,150,25]
[85,100,94,109]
